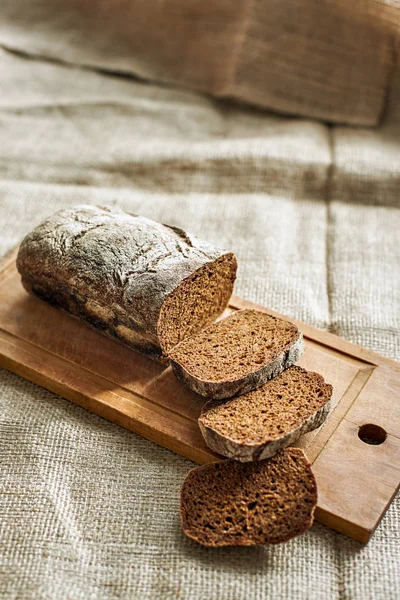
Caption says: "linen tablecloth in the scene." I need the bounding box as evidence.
[0,10,399,600]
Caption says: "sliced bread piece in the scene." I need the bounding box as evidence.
[180,448,317,547]
[169,309,304,399]
[199,366,333,462]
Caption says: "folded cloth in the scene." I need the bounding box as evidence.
[0,0,398,125]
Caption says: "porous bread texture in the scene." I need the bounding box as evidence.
[169,309,304,398]
[199,366,333,462]
[158,255,236,355]
[17,205,237,361]
[180,448,317,547]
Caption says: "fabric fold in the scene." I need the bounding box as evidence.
[0,0,398,125]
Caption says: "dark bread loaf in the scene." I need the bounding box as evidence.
[199,366,333,461]
[17,205,237,361]
[169,309,304,399]
[180,448,317,547]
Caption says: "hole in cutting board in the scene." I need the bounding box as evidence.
[358,423,387,445]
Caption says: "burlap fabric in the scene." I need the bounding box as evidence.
[0,4,399,599]
[0,1,399,125]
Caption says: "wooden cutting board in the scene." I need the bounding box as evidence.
[0,246,399,543]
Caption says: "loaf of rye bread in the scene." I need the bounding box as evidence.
[16,205,237,361]
[198,366,333,461]
[169,309,304,399]
[180,448,317,547]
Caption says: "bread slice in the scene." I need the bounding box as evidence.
[199,366,332,462]
[180,448,317,547]
[169,309,304,399]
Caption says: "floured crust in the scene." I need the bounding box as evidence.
[17,205,237,361]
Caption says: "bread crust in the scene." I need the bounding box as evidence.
[17,205,236,361]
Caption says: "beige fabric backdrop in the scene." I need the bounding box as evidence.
[0,6,400,600]
[0,0,399,125]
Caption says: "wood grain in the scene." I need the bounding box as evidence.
[0,246,399,543]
